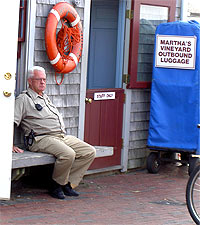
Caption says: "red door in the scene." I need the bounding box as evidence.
[84,88,124,170]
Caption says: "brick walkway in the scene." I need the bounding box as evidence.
[0,164,194,225]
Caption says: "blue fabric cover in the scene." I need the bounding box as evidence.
[147,21,200,153]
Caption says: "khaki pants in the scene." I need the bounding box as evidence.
[29,134,96,186]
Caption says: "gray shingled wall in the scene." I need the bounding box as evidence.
[35,0,83,136]
[128,90,150,169]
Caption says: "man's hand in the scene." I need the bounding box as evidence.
[13,146,24,153]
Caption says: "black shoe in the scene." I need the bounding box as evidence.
[49,186,65,199]
[62,183,79,197]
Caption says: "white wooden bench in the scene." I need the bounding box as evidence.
[12,146,113,169]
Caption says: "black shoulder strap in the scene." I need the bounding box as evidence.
[26,91,31,98]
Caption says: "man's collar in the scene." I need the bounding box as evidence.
[27,88,44,100]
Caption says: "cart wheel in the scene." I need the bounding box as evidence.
[188,156,200,175]
[147,152,161,174]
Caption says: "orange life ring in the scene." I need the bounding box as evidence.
[45,2,82,73]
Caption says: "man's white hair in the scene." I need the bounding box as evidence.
[28,66,46,79]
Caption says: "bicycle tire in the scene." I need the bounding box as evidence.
[186,165,200,224]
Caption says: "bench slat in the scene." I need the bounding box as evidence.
[12,146,113,169]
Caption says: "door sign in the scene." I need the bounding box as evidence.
[155,35,196,69]
[94,92,115,100]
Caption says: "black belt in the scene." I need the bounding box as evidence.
[34,133,48,137]
[34,132,65,137]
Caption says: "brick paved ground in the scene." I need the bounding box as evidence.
[0,164,195,225]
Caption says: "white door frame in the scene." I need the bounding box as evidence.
[25,0,37,88]
[78,0,130,173]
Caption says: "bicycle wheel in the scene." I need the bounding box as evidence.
[186,165,200,224]
[146,152,161,174]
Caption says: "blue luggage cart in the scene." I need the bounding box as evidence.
[147,20,200,174]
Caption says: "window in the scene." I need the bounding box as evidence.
[128,0,176,88]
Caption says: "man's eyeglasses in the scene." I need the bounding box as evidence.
[32,78,46,82]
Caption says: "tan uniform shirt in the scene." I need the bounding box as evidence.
[14,88,66,137]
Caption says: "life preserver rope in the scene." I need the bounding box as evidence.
[45,2,83,81]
